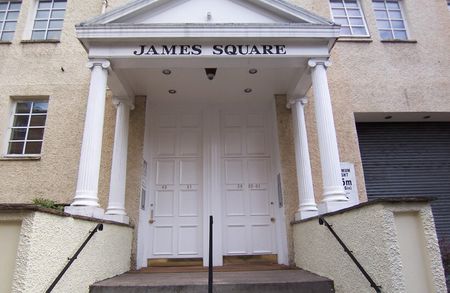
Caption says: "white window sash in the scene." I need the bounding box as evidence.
[5,100,48,156]
[373,0,409,40]
[329,0,370,37]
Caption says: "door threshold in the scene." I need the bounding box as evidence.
[148,258,203,267]
[136,263,289,274]
[223,254,278,265]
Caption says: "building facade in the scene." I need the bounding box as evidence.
[0,0,449,280]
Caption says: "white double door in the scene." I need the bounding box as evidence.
[147,107,277,261]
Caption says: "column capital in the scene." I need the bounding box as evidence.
[308,59,331,69]
[113,96,135,110]
[87,59,111,70]
[286,96,309,109]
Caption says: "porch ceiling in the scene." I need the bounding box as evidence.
[112,62,305,104]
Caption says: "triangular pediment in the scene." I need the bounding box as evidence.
[81,0,333,26]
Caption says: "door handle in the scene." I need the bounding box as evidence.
[270,217,276,223]
[149,209,155,224]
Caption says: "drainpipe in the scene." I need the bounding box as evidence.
[101,0,109,14]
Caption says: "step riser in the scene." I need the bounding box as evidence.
[91,282,334,293]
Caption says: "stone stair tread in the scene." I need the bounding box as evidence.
[90,269,334,292]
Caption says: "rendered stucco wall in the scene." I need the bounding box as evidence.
[6,211,132,293]
[0,218,22,293]
[0,0,449,268]
[0,0,104,204]
[275,0,450,264]
[293,202,447,293]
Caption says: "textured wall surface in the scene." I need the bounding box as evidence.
[272,0,450,260]
[0,0,449,268]
[0,216,22,293]
[8,211,132,293]
[0,0,104,204]
[293,202,447,293]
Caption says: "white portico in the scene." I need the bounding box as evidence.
[65,0,350,268]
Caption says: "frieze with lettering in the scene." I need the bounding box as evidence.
[133,44,287,56]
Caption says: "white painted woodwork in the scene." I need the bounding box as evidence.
[308,59,349,213]
[120,0,290,24]
[105,98,134,224]
[149,112,203,258]
[68,60,110,216]
[221,111,276,255]
[89,0,334,26]
[290,98,318,220]
[145,106,279,263]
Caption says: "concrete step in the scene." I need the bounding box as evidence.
[90,269,334,293]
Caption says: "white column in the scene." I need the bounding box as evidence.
[308,59,349,214]
[289,97,318,220]
[104,97,134,224]
[65,59,110,219]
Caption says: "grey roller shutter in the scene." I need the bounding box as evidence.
[356,122,450,241]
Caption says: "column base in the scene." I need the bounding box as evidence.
[104,214,129,224]
[295,210,319,221]
[318,200,351,214]
[64,206,104,219]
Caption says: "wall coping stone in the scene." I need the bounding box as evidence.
[292,196,435,225]
[0,204,133,228]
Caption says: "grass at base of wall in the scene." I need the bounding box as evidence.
[31,197,65,212]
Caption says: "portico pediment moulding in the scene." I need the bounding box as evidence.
[75,0,340,44]
[80,0,334,26]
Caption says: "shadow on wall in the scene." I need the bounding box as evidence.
[438,238,450,290]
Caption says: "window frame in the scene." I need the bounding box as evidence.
[22,0,66,41]
[0,0,22,42]
[329,0,371,38]
[372,0,410,41]
[4,99,48,157]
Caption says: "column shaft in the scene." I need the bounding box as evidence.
[309,59,348,213]
[291,98,318,220]
[66,60,110,218]
[105,99,132,224]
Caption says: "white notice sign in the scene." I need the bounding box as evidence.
[340,162,359,207]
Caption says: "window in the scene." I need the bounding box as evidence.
[31,0,66,40]
[0,1,21,41]
[447,0,450,10]
[7,100,48,155]
[373,0,408,40]
[330,0,369,37]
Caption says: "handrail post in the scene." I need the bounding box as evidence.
[208,215,213,293]
[319,217,381,293]
[46,223,103,293]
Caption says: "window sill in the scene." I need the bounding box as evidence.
[0,41,12,45]
[337,37,373,43]
[21,39,60,44]
[381,39,418,44]
[0,155,41,161]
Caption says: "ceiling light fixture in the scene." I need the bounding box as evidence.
[205,68,217,80]
[249,68,258,74]
[244,88,252,93]
[168,89,176,94]
[162,69,172,75]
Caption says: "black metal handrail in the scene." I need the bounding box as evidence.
[46,223,103,293]
[208,215,213,293]
[319,217,381,293]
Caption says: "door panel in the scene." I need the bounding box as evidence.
[157,130,177,156]
[153,226,173,255]
[221,111,276,256]
[156,160,176,185]
[149,112,203,259]
[155,190,174,217]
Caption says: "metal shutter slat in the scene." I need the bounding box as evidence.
[357,122,450,240]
